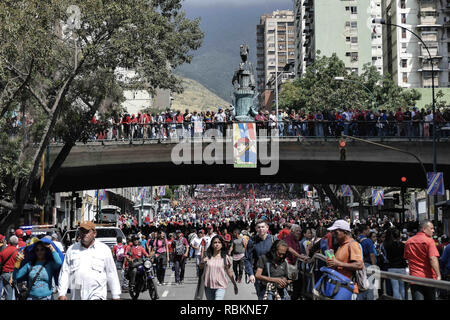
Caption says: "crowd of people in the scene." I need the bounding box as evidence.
[82,106,450,141]
[1,184,449,300]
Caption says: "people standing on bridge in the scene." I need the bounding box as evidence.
[199,235,238,300]
[244,219,276,300]
[172,231,189,285]
[404,220,441,300]
[57,221,121,300]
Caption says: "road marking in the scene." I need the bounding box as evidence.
[162,290,169,297]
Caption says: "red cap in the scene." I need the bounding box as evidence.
[25,230,32,236]
[0,234,5,241]
[15,229,24,237]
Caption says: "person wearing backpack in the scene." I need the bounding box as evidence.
[325,220,364,299]
[356,224,377,300]
[244,219,276,300]
[112,237,127,290]
[172,231,189,285]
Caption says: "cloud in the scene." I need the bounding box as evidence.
[183,0,291,8]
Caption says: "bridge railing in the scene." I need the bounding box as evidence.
[297,253,450,300]
[36,120,450,144]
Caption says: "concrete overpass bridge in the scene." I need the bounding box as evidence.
[48,137,450,192]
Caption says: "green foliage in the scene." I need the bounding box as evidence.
[0,0,204,212]
[279,53,421,112]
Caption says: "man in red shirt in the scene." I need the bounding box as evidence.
[125,235,149,291]
[0,235,19,300]
[404,220,441,300]
[15,229,26,247]
[284,224,309,300]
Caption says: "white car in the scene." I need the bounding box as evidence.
[75,226,126,250]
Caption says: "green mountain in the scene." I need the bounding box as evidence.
[177,1,293,103]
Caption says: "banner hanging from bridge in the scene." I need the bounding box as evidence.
[372,189,384,206]
[341,185,352,197]
[427,172,444,196]
[233,123,257,168]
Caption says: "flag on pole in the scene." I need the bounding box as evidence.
[97,189,106,201]
[341,185,352,197]
[372,189,384,206]
[159,186,166,196]
[427,172,445,196]
[233,123,257,168]
[138,187,147,201]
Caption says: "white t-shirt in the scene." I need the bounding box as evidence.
[190,236,203,256]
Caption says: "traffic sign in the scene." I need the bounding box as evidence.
[427,172,444,196]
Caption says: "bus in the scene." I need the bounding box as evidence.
[133,203,156,223]
[156,198,172,213]
[99,205,121,226]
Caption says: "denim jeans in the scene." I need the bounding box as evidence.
[265,288,290,300]
[278,123,284,137]
[28,295,53,300]
[205,287,226,300]
[1,273,15,300]
[195,255,202,277]
[411,284,436,300]
[387,267,406,300]
[174,256,186,283]
[254,280,266,300]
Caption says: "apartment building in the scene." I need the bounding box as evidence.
[381,0,450,88]
[296,0,383,76]
[256,10,296,107]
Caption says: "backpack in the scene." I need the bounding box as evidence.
[313,267,355,300]
[175,238,186,256]
[348,240,370,291]
[115,244,125,262]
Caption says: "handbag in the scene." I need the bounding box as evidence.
[17,263,47,300]
[286,261,299,281]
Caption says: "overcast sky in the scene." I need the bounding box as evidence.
[184,0,292,8]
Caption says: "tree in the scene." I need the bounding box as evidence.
[0,0,204,232]
[279,52,421,112]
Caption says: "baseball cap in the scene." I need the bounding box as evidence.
[15,229,24,237]
[0,234,4,241]
[327,219,351,232]
[79,221,96,231]
[25,230,32,236]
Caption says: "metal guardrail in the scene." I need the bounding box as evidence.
[22,120,449,144]
[298,253,450,300]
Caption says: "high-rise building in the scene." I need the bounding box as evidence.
[256,10,296,108]
[381,0,450,88]
[296,0,383,76]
